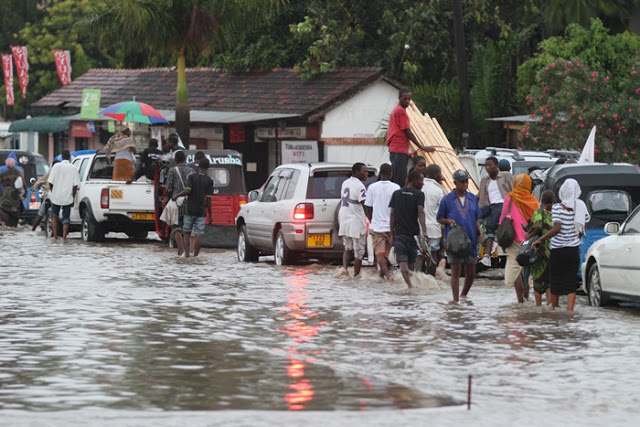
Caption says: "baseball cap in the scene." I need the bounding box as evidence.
[453,169,470,182]
[498,159,511,170]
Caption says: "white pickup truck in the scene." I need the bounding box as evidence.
[44,153,156,241]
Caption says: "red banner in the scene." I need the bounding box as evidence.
[53,50,71,86]
[10,46,28,99]
[2,54,13,106]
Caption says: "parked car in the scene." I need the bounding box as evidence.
[0,149,50,223]
[236,163,378,265]
[582,204,640,306]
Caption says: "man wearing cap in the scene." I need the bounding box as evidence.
[419,164,447,276]
[498,159,512,173]
[386,88,435,187]
[437,169,483,302]
[477,156,513,267]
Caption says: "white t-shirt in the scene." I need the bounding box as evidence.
[47,160,80,206]
[422,178,446,238]
[338,177,367,238]
[365,179,400,233]
[488,179,503,204]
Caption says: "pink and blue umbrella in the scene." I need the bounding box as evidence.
[100,101,168,125]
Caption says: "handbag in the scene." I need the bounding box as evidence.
[447,224,471,257]
[517,233,541,267]
[496,198,515,250]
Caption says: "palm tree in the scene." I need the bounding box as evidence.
[83,0,285,146]
[542,0,640,34]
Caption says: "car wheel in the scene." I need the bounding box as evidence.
[237,225,259,262]
[82,211,103,242]
[588,263,609,307]
[274,231,295,266]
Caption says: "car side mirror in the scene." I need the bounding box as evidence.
[604,222,620,234]
[29,177,37,184]
[248,190,260,202]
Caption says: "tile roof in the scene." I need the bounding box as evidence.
[32,67,400,121]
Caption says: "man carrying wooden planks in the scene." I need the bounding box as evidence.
[386,88,435,187]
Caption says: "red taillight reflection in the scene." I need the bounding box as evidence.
[293,203,314,220]
[100,188,109,209]
[30,193,36,202]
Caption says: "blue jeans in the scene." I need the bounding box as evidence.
[50,203,72,225]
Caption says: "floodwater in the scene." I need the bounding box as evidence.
[1,228,640,426]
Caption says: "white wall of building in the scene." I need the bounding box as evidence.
[322,80,398,138]
[322,80,400,169]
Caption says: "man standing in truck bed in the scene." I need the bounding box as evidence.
[386,88,435,187]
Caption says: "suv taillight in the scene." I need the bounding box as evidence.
[293,203,314,220]
[30,192,36,202]
[101,188,109,209]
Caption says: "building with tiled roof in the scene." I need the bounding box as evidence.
[15,67,404,188]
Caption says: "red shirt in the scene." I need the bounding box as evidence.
[386,104,411,153]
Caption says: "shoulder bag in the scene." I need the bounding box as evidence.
[174,167,187,207]
[496,198,515,250]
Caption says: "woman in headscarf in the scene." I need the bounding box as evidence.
[104,125,137,181]
[499,173,540,303]
[0,157,25,227]
[533,179,590,311]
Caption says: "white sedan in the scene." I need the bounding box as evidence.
[582,205,640,306]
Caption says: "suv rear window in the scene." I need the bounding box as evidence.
[306,169,377,199]
[588,190,631,215]
[307,170,351,199]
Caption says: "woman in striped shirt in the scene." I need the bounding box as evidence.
[532,179,590,311]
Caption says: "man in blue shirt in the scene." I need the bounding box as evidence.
[437,169,483,302]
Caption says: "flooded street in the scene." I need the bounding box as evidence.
[1,228,640,426]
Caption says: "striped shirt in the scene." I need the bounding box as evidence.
[550,203,581,249]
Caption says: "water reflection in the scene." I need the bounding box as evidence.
[278,268,324,410]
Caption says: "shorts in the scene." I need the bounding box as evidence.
[171,216,184,232]
[370,230,392,255]
[342,234,367,260]
[482,203,503,238]
[429,237,441,253]
[50,203,72,225]
[446,252,477,265]
[183,214,206,236]
[393,235,417,265]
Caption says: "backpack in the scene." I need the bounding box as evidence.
[496,198,515,250]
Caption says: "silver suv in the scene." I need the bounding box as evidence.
[236,163,377,265]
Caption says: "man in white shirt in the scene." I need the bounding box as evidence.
[364,163,400,281]
[420,164,447,275]
[337,162,368,279]
[47,150,80,240]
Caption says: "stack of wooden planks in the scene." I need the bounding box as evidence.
[406,101,479,194]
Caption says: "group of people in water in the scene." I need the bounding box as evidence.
[337,155,588,311]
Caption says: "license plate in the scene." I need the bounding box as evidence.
[29,202,41,210]
[131,212,154,221]
[307,234,331,247]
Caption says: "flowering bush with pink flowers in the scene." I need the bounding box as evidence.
[517,19,640,164]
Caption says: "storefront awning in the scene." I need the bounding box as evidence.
[157,110,299,124]
[8,115,72,133]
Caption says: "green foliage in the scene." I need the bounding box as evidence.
[541,0,640,35]
[518,57,640,163]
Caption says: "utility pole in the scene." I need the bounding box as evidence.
[452,0,473,148]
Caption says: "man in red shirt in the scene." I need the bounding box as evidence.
[386,88,435,187]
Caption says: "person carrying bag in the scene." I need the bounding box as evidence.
[498,174,539,303]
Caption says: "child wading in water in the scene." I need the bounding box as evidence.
[527,190,555,306]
